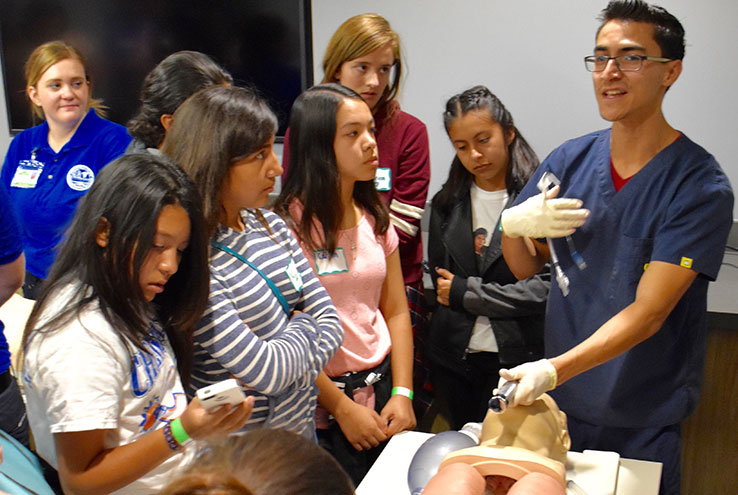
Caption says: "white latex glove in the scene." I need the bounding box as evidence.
[498,359,557,407]
[500,186,589,239]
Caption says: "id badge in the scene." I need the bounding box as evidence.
[285,258,303,292]
[10,158,44,189]
[314,248,349,275]
[374,167,391,192]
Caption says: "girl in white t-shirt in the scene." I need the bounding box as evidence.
[428,85,550,430]
[274,83,416,484]
[22,153,253,495]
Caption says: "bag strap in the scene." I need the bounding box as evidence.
[211,241,290,314]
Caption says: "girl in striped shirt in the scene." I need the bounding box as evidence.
[162,86,343,438]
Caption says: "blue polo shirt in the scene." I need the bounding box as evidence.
[516,129,733,428]
[1,185,23,374]
[1,109,131,278]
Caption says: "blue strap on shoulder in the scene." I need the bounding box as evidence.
[211,241,290,315]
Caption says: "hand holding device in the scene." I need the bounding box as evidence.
[488,380,518,414]
[196,378,246,411]
[498,359,557,407]
[500,185,589,239]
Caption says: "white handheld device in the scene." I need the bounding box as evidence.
[196,378,246,410]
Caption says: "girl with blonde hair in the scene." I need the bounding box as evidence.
[1,40,131,299]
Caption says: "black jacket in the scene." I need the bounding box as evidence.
[427,188,549,370]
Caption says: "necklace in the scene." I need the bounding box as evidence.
[340,226,358,261]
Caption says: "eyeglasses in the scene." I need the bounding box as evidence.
[584,54,674,72]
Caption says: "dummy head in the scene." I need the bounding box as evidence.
[161,429,354,495]
[440,394,571,490]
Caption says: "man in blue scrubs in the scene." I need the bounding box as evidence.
[499,1,734,494]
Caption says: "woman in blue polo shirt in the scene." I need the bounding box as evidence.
[1,41,131,299]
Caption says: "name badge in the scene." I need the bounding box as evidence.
[374,167,391,191]
[285,258,303,292]
[314,248,349,275]
[10,159,45,189]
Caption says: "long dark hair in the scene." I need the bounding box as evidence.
[434,85,540,215]
[127,51,233,149]
[274,83,389,255]
[22,154,209,383]
[161,85,278,239]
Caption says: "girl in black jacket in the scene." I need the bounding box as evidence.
[428,85,550,429]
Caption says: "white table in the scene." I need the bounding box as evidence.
[357,431,662,495]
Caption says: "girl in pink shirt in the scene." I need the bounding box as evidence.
[275,83,416,484]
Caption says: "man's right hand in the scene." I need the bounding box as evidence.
[498,359,558,407]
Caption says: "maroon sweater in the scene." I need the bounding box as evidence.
[282,102,430,285]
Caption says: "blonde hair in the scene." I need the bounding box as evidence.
[321,13,402,117]
[24,40,106,121]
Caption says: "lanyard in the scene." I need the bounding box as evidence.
[211,241,290,314]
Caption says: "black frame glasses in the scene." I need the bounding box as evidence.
[584,54,674,72]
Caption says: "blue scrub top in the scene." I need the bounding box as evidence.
[1,109,131,278]
[516,129,733,428]
[0,185,23,374]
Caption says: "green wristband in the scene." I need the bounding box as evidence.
[391,386,414,400]
[169,418,191,446]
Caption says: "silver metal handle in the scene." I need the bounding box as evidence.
[488,381,517,413]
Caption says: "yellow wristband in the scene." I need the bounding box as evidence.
[391,386,414,400]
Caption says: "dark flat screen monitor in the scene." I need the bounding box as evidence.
[0,0,313,139]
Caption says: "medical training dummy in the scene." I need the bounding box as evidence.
[409,393,569,495]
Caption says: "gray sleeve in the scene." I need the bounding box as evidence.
[462,272,550,319]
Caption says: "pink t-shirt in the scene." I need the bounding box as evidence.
[288,203,398,427]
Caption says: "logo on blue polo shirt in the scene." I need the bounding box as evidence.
[66,164,95,191]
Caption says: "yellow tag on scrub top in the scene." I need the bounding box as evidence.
[680,257,693,269]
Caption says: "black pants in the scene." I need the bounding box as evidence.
[316,374,393,487]
[22,270,44,300]
[0,369,29,448]
[432,352,502,431]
